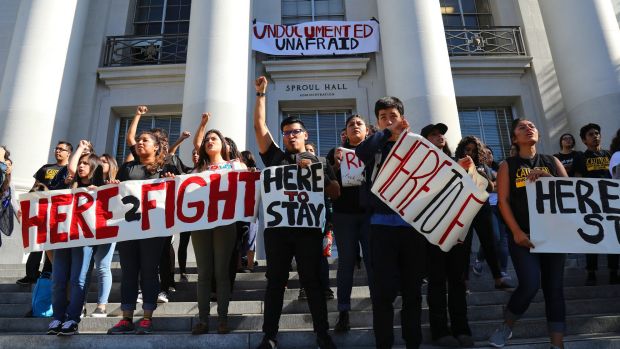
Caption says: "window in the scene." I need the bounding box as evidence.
[440,0,493,28]
[133,0,191,35]
[458,107,513,160]
[282,0,345,25]
[281,110,350,157]
[115,115,182,164]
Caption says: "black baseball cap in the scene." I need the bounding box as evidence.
[420,123,448,138]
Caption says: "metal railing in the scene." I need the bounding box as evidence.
[102,34,189,67]
[445,26,526,56]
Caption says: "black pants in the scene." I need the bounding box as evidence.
[159,236,175,291]
[262,227,328,339]
[370,225,426,349]
[26,251,52,278]
[586,254,619,272]
[464,202,502,280]
[177,232,191,274]
[426,241,471,340]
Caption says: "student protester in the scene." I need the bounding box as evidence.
[355,97,426,349]
[47,141,104,336]
[488,118,568,348]
[420,123,474,347]
[573,123,618,285]
[189,113,246,335]
[329,115,373,332]
[253,76,339,349]
[177,148,200,283]
[455,136,513,290]
[610,129,620,179]
[107,130,182,335]
[17,141,72,285]
[553,133,579,177]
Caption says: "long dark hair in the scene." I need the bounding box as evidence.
[225,137,241,160]
[100,153,118,181]
[73,153,104,188]
[610,128,620,154]
[455,136,487,166]
[138,131,166,174]
[240,150,257,168]
[197,130,230,171]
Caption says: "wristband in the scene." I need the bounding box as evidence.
[256,92,266,97]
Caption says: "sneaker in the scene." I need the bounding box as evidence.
[256,336,277,349]
[107,319,135,334]
[489,323,512,347]
[191,322,209,335]
[472,259,483,276]
[137,291,143,304]
[316,333,336,349]
[157,291,169,303]
[80,307,86,319]
[325,288,334,300]
[135,318,153,335]
[57,320,79,336]
[334,311,350,332]
[179,273,189,283]
[47,319,62,335]
[456,334,475,348]
[298,288,307,301]
[16,276,35,285]
[90,308,107,318]
[585,271,597,286]
[168,286,176,294]
[435,335,460,347]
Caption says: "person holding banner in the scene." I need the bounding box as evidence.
[330,114,373,333]
[573,123,618,286]
[355,97,427,349]
[488,118,568,348]
[253,76,339,349]
[190,114,246,335]
[107,130,182,335]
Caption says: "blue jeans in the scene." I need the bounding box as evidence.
[333,212,372,312]
[84,243,116,305]
[506,238,566,333]
[52,246,93,322]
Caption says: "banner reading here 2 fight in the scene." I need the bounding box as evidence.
[252,20,380,56]
[261,163,326,229]
[527,178,620,254]
[371,132,489,252]
[19,170,261,252]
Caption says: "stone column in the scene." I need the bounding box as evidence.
[179,0,252,161]
[377,0,462,146]
[0,0,90,189]
[539,0,620,147]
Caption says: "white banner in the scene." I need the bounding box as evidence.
[339,147,365,187]
[371,132,489,251]
[261,163,326,229]
[252,20,380,56]
[527,177,620,254]
[19,170,261,252]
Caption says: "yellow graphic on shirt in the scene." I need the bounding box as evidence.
[515,166,551,188]
[586,157,610,172]
[44,169,59,180]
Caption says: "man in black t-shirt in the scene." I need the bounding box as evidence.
[573,123,618,286]
[253,76,340,349]
[16,141,72,285]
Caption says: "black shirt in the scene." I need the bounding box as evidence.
[118,160,183,182]
[259,143,336,182]
[33,164,64,188]
[506,154,559,235]
[553,150,579,177]
[573,149,611,179]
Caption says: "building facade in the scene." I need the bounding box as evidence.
[1,0,620,262]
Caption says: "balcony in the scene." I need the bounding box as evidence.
[445,26,526,56]
[102,34,188,67]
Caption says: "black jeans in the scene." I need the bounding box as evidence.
[262,227,329,339]
[586,254,619,272]
[26,251,52,278]
[159,236,175,291]
[426,242,471,340]
[370,225,426,349]
[464,202,502,280]
[177,232,191,274]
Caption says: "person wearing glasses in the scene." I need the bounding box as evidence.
[253,76,340,349]
[16,141,73,286]
[553,133,579,177]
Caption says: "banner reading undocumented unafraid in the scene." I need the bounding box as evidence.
[371,132,489,251]
[527,177,620,254]
[19,170,261,252]
[252,20,380,56]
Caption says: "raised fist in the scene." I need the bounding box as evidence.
[255,76,268,93]
[136,105,148,115]
[180,131,191,139]
[201,112,211,124]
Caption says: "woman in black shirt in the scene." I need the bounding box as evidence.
[553,133,579,177]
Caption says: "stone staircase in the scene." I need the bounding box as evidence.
[0,256,619,348]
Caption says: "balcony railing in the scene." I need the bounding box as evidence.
[102,34,188,67]
[445,26,526,56]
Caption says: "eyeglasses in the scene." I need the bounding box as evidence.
[54,147,69,153]
[282,129,304,137]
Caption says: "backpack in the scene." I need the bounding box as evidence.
[31,272,53,318]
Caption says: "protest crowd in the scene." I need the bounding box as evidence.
[2,75,620,349]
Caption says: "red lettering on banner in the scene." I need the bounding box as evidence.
[437,194,486,246]
[397,159,452,215]
[176,176,207,224]
[208,172,238,222]
[49,194,73,243]
[377,139,424,199]
[20,198,48,248]
[345,151,363,170]
[284,191,298,201]
[239,171,260,217]
[141,182,166,231]
[96,186,119,239]
[165,180,176,228]
[70,192,95,240]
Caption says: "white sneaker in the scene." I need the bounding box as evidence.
[157,291,169,303]
[489,323,512,347]
[137,291,143,304]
